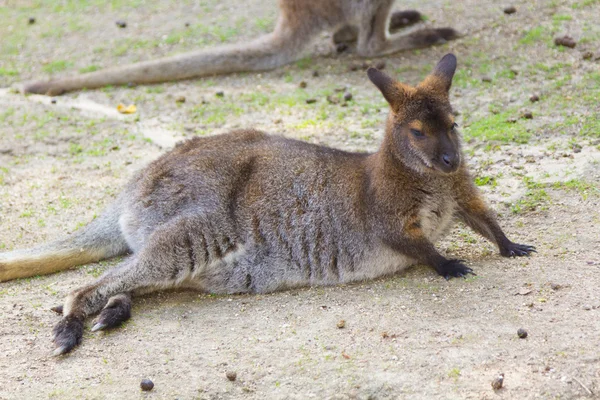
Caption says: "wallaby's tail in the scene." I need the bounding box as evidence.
[20,21,315,96]
[0,203,129,282]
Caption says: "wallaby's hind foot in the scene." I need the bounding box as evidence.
[52,315,84,356]
[389,10,423,32]
[91,293,132,332]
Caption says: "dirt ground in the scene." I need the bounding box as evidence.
[1,0,600,399]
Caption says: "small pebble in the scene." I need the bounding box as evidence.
[517,328,528,338]
[336,43,348,53]
[28,17,36,25]
[554,36,576,48]
[299,81,307,89]
[312,70,320,77]
[140,379,154,391]
[572,144,582,153]
[185,22,191,28]
[349,64,360,71]
[583,305,591,311]
[50,98,57,104]
[305,98,317,104]
[491,373,505,390]
[582,51,593,60]
[337,320,346,329]
[343,92,353,101]
[529,94,540,103]
[215,91,224,97]
[503,6,517,14]
[226,371,237,381]
[522,111,533,119]
[375,60,386,70]
[50,305,63,314]
[482,76,492,83]
[116,20,127,29]
[175,96,186,103]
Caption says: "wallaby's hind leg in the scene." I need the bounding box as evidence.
[52,215,240,355]
[332,10,423,45]
[356,4,459,57]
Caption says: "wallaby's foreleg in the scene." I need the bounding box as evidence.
[356,4,459,57]
[387,217,475,280]
[0,202,129,282]
[52,215,238,355]
[21,16,318,95]
[457,191,536,257]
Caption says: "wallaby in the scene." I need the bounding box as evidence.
[20,1,458,95]
[1,54,535,356]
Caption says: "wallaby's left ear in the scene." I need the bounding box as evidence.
[421,53,457,93]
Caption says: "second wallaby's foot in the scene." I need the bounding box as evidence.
[410,28,461,47]
[91,294,132,332]
[500,242,536,258]
[389,10,422,32]
[436,259,475,280]
[52,315,84,356]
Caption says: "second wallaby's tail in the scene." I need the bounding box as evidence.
[20,22,314,96]
[0,203,129,282]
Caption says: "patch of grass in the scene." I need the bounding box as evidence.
[519,26,546,45]
[295,57,313,70]
[448,368,461,381]
[79,65,100,73]
[42,60,73,74]
[511,177,551,214]
[474,176,498,187]
[0,67,19,77]
[464,112,531,144]
[572,0,600,8]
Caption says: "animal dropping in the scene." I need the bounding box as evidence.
[0,54,535,355]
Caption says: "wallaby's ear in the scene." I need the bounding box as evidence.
[422,53,457,93]
[367,68,406,109]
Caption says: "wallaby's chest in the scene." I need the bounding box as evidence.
[417,192,457,242]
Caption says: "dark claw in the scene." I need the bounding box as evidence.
[501,242,536,258]
[52,315,83,356]
[437,259,476,280]
[50,305,63,315]
[92,295,131,332]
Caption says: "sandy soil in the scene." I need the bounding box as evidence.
[0,0,599,399]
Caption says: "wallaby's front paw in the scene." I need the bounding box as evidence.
[437,259,475,280]
[52,315,84,356]
[500,242,536,258]
[91,295,131,332]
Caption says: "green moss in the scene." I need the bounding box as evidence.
[464,112,530,144]
[42,60,73,74]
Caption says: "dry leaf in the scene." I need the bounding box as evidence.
[117,103,137,114]
[341,351,351,359]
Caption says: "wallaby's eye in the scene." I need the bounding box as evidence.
[410,129,424,138]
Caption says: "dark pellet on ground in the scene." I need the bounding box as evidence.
[226,371,237,381]
[175,96,186,103]
[312,70,320,77]
[517,328,528,338]
[336,43,348,53]
[299,81,307,89]
[529,94,540,102]
[185,22,190,27]
[554,35,576,48]
[305,98,317,104]
[349,64,360,71]
[326,95,339,105]
[522,111,533,119]
[375,61,386,70]
[491,373,504,390]
[582,51,593,60]
[28,17,36,24]
[215,91,224,97]
[50,98,57,104]
[503,6,517,14]
[361,62,370,70]
[482,76,492,82]
[116,20,127,28]
[343,92,353,101]
[140,379,154,391]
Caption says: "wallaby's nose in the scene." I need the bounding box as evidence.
[442,154,452,165]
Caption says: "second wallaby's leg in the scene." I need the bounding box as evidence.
[52,215,241,355]
[356,3,459,57]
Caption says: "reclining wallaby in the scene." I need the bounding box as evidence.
[20,1,458,95]
[0,54,535,355]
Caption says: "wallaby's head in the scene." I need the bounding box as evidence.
[368,54,460,174]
